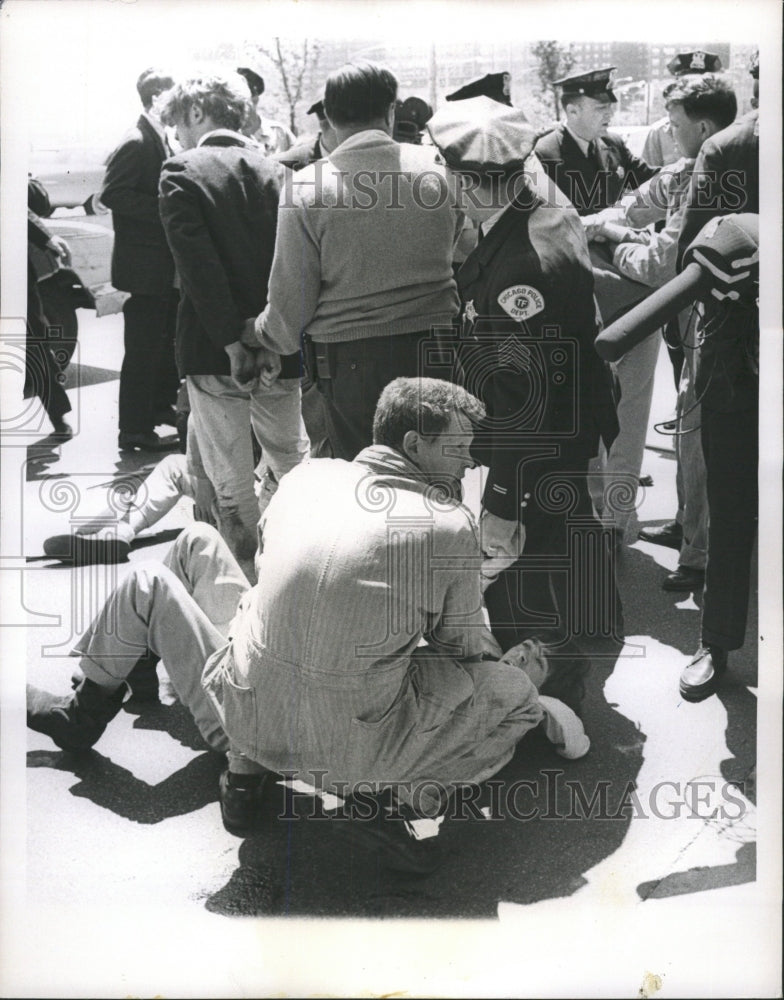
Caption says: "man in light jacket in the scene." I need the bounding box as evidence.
[244,60,465,460]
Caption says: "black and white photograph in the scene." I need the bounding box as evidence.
[0,0,781,996]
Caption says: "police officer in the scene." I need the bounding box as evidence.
[428,97,621,649]
[444,72,515,269]
[534,67,657,216]
[642,50,724,167]
[445,71,513,106]
[274,99,339,171]
[676,93,759,701]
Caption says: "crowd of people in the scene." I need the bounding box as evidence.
[26,49,760,873]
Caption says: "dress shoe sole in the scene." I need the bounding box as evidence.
[118,437,180,453]
[44,534,130,565]
[679,675,719,702]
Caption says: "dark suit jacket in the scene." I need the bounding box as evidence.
[534,125,657,215]
[159,131,284,377]
[677,112,759,263]
[100,114,175,296]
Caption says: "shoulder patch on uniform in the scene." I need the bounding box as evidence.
[497,285,545,321]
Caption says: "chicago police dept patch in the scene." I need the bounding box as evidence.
[497,285,545,321]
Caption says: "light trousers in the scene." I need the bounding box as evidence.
[73,523,256,769]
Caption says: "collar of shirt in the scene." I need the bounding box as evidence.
[330,128,395,156]
[564,124,592,157]
[478,204,508,238]
[197,128,252,148]
[141,110,167,144]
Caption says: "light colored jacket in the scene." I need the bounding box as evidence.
[201,446,545,811]
[255,129,462,352]
[603,156,696,288]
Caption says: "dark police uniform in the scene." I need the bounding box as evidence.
[534,67,657,215]
[677,114,759,658]
[457,182,620,648]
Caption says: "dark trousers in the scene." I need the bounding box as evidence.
[700,404,758,651]
[119,291,179,434]
[24,263,71,425]
[313,329,458,461]
[484,459,623,650]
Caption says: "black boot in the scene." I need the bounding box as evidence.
[219,769,269,837]
[27,678,126,752]
[71,652,160,702]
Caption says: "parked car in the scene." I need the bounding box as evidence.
[29,145,110,214]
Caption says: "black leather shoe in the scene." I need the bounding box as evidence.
[118,431,180,452]
[679,646,728,702]
[638,520,683,550]
[71,652,159,701]
[44,532,131,565]
[27,679,126,752]
[662,566,705,592]
[219,769,268,837]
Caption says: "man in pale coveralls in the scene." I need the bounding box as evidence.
[28,379,589,873]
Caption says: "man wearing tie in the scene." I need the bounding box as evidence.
[100,67,181,452]
[534,67,657,216]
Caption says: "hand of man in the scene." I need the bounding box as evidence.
[255,345,281,389]
[598,222,648,245]
[48,235,72,266]
[240,317,260,349]
[225,341,260,390]
[479,511,525,591]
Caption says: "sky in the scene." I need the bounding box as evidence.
[2,0,774,152]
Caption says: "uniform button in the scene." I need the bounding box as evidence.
[350,363,357,370]
[521,501,528,508]
[524,492,531,499]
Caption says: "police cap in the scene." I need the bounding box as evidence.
[666,50,723,76]
[236,66,265,98]
[445,71,512,106]
[426,96,536,175]
[555,66,617,104]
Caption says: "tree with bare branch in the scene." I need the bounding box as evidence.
[531,41,576,120]
[246,38,321,134]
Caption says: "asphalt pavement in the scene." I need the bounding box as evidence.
[2,305,775,999]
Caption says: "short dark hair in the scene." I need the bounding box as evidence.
[136,68,175,110]
[665,72,737,130]
[324,60,398,127]
[373,377,484,452]
[158,74,251,132]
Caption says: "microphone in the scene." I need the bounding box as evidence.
[594,263,707,362]
[594,213,759,363]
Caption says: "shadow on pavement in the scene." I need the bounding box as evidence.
[637,841,755,899]
[205,646,645,919]
[27,746,224,823]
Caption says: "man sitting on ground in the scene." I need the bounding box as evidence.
[28,378,589,872]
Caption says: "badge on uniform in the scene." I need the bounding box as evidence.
[464,299,477,322]
[497,285,544,321]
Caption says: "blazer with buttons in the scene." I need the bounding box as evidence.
[457,184,618,521]
[100,114,175,296]
[534,124,658,216]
